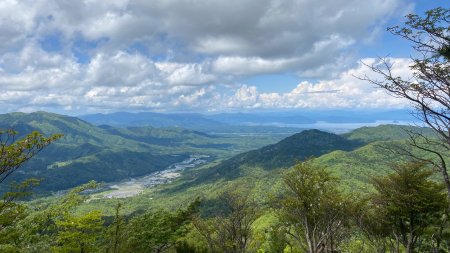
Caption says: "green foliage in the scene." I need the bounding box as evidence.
[261,224,289,253]
[0,111,288,193]
[53,210,104,253]
[103,202,126,253]
[0,129,62,183]
[369,162,449,252]
[175,240,208,253]
[126,210,183,252]
[124,200,200,253]
[275,161,355,253]
[1,181,101,252]
[344,124,436,143]
[0,179,40,252]
[0,128,60,252]
[193,190,260,253]
[0,179,39,227]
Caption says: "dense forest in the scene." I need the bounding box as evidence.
[0,6,449,253]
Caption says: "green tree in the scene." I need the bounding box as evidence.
[104,203,126,253]
[0,179,40,252]
[362,7,450,202]
[275,161,354,253]
[0,129,61,252]
[370,162,449,252]
[6,181,100,252]
[193,190,259,253]
[0,129,62,184]
[354,200,393,253]
[262,224,290,253]
[125,200,200,253]
[0,179,39,230]
[53,210,104,253]
[0,129,61,230]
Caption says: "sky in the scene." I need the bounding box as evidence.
[0,0,448,115]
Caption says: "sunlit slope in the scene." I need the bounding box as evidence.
[152,125,443,205]
[194,129,363,182]
[76,124,447,215]
[0,112,287,192]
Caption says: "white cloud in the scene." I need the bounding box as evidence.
[0,0,416,113]
[85,52,159,87]
[0,0,39,53]
[156,62,216,85]
[222,58,413,109]
[0,43,81,91]
[0,45,213,113]
[0,0,410,72]
[212,56,299,75]
[0,44,414,113]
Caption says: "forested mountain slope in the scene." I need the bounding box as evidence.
[198,129,363,181]
[100,124,447,216]
[0,112,288,192]
[0,110,435,197]
[185,124,439,187]
[343,124,436,143]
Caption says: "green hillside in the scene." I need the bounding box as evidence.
[0,112,182,192]
[3,114,441,209]
[79,124,446,215]
[192,129,362,182]
[343,124,435,143]
[0,112,290,192]
[0,111,145,149]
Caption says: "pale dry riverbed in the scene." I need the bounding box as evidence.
[98,155,209,199]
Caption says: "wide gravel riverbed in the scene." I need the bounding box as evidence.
[102,155,209,199]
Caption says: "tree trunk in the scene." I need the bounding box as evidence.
[440,166,450,207]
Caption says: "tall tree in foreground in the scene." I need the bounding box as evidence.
[275,161,354,253]
[0,129,62,184]
[370,162,448,252]
[104,203,126,253]
[362,7,450,201]
[0,129,61,250]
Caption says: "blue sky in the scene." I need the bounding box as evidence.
[0,0,448,114]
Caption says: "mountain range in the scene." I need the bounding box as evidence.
[80,109,416,132]
[0,112,288,192]
[0,111,436,198]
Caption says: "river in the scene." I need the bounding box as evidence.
[101,155,209,199]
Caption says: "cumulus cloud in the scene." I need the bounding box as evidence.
[222,58,413,109]
[0,0,39,53]
[0,0,415,113]
[1,0,409,68]
[156,62,216,86]
[0,51,413,113]
[0,46,211,113]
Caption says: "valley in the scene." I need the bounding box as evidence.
[1,111,448,252]
[0,112,292,193]
[97,155,209,199]
[0,111,435,199]
[1,3,448,251]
